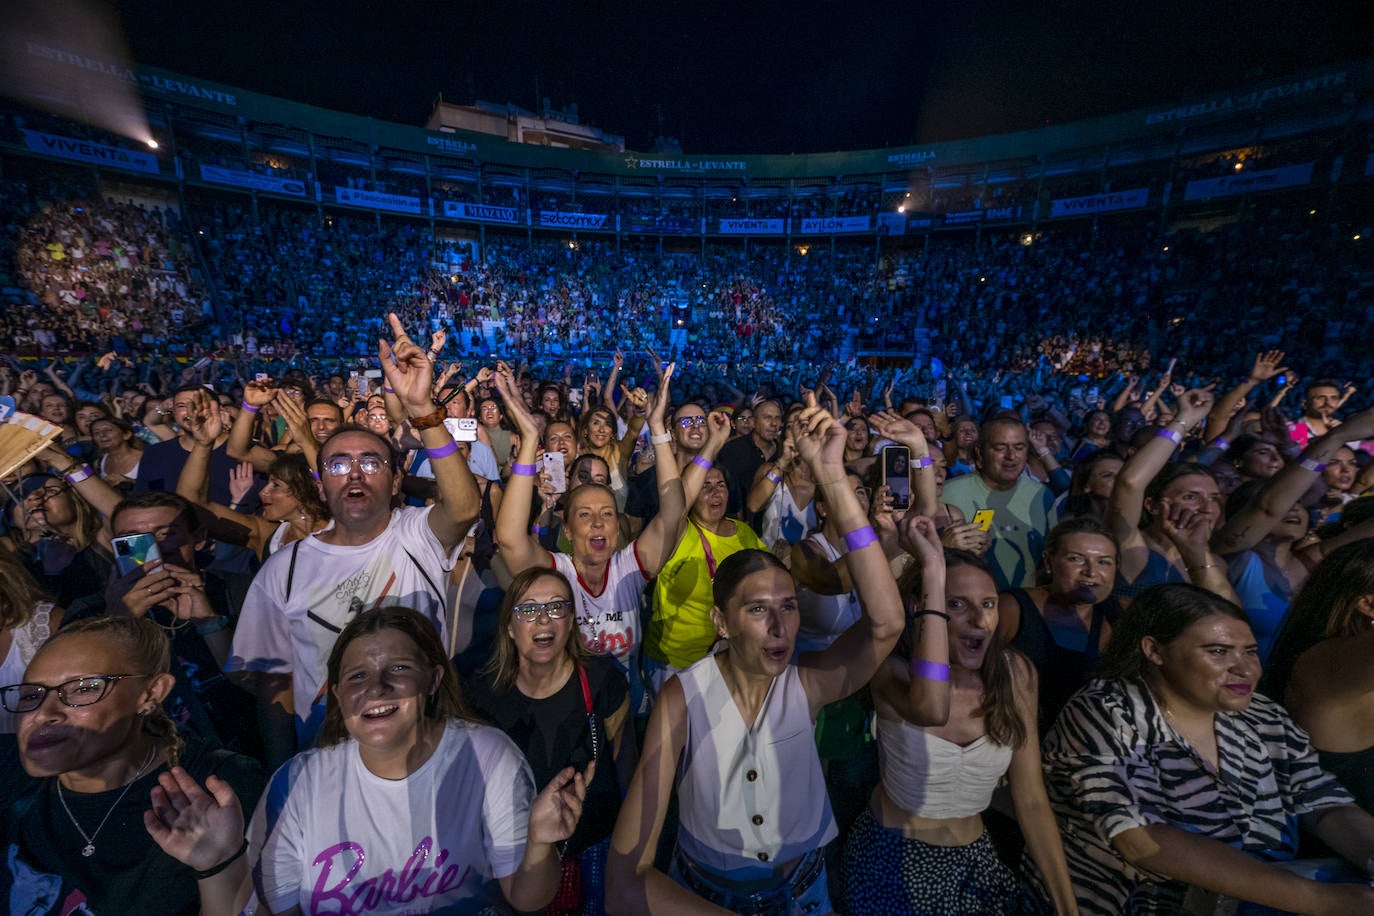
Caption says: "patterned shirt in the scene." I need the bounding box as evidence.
[1043,678,1353,914]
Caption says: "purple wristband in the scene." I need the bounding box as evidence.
[1211,436,1230,451]
[1155,427,1183,446]
[64,464,95,485]
[911,659,951,682]
[765,469,783,485]
[511,462,538,477]
[912,455,933,470]
[240,402,259,413]
[384,386,395,394]
[426,439,459,461]
[692,455,713,471]
[844,526,879,552]
[1299,457,1327,473]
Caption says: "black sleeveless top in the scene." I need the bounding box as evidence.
[1008,587,1122,730]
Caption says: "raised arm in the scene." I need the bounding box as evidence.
[796,401,905,711]
[1215,406,1374,555]
[630,364,686,575]
[1204,351,1285,441]
[379,313,480,554]
[176,391,273,555]
[869,410,937,517]
[1106,387,1214,543]
[492,366,554,574]
[272,392,320,471]
[226,380,281,473]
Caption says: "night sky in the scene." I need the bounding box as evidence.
[114,0,1372,154]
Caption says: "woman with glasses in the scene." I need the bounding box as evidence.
[246,607,592,914]
[468,568,632,915]
[0,616,265,916]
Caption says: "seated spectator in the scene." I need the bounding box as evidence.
[0,616,265,915]
[1265,540,1374,815]
[468,569,633,915]
[1044,583,1374,914]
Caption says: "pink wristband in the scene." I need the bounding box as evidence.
[844,526,879,552]
[511,462,538,477]
[911,659,951,682]
[692,455,713,471]
[240,402,259,413]
[426,440,459,461]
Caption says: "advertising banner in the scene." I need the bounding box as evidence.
[717,218,785,235]
[444,201,520,224]
[1183,162,1314,200]
[625,216,697,234]
[334,186,425,215]
[21,130,158,175]
[537,211,610,230]
[1049,188,1149,217]
[798,215,870,234]
[199,164,306,196]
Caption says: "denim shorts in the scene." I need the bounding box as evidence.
[669,847,831,916]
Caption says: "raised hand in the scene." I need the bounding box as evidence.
[1248,350,1288,383]
[242,378,278,408]
[1158,500,1214,566]
[794,396,846,479]
[868,410,930,455]
[527,762,594,846]
[647,362,674,435]
[228,462,254,507]
[705,410,732,451]
[493,366,539,437]
[378,313,436,417]
[869,484,898,536]
[184,390,223,447]
[1174,387,1216,427]
[619,384,649,416]
[144,768,246,872]
[898,514,947,571]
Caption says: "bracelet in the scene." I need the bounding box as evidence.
[190,838,249,880]
[426,439,459,461]
[911,659,951,682]
[692,455,713,471]
[912,609,951,622]
[533,525,550,536]
[765,469,783,485]
[64,464,95,485]
[511,462,538,477]
[409,406,447,430]
[843,526,879,552]
[1210,436,1229,451]
[1185,562,1219,573]
[194,616,229,636]
[384,386,395,394]
[912,455,933,470]
[1299,457,1327,473]
[650,431,672,445]
[240,402,259,413]
[1154,428,1183,446]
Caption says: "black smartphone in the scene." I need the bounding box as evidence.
[882,445,911,511]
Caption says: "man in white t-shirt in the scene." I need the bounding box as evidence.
[229,315,481,766]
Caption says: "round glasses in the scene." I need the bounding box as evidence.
[322,455,390,477]
[677,416,707,428]
[511,599,574,623]
[0,674,151,714]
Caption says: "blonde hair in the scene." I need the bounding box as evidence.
[41,616,183,766]
[480,568,588,690]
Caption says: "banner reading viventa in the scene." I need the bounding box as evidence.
[22,130,159,175]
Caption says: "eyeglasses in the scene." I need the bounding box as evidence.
[24,484,69,503]
[677,416,707,428]
[322,455,390,477]
[0,674,151,714]
[511,599,574,623]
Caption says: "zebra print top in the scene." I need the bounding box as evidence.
[1042,677,1352,914]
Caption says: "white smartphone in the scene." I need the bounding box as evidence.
[543,450,567,494]
[443,417,478,442]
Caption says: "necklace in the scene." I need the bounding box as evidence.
[57,744,159,857]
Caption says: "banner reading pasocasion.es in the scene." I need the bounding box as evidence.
[334,186,425,215]
[199,164,306,196]
[1183,162,1314,200]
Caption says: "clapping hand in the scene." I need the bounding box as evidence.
[144,768,246,873]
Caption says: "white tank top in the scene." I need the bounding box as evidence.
[795,533,861,655]
[875,715,1014,819]
[0,604,54,734]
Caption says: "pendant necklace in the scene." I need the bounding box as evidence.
[57,744,159,857]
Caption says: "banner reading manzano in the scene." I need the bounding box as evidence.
[199,164,306,196]
[21,130,159,175]
[443,201,520,224]
[1049,188,1149,218]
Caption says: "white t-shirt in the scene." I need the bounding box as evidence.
[228,506,459,744]
[250,721,534,915]
[552,543,649,667]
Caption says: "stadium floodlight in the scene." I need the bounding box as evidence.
[146,139,158,149]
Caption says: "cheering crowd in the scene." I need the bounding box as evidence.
[3,167,1374,914]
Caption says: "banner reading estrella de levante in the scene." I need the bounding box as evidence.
[443,201,520,224]
[1049,188,1149,218]
[21,130,159,175]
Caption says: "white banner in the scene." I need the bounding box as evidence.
[538,211,610,230]
[1050,188,1149,218]
[1184,162,1314,201]
[718,218,785,235]
[199,164,306,196]
[334,186,424,214]
[21,130,158,175]
[799,215,871,234]
[444,201,520,224]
